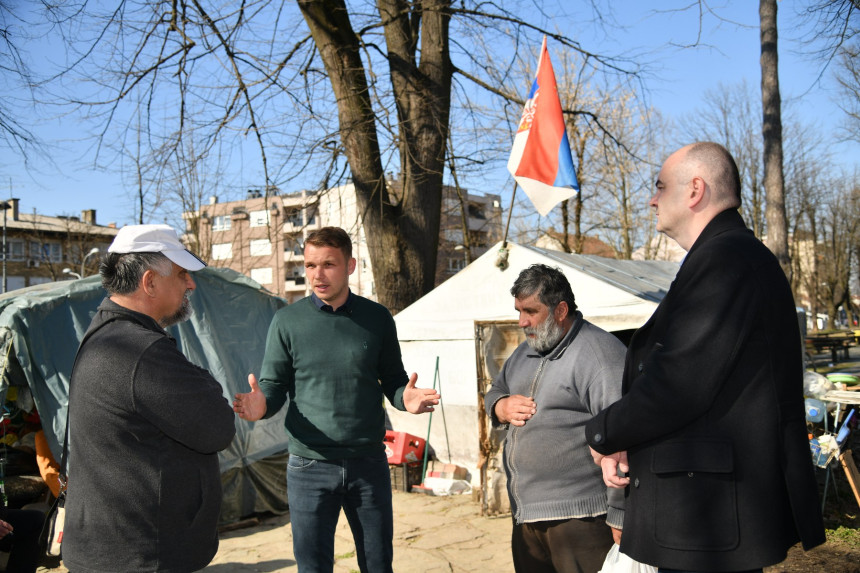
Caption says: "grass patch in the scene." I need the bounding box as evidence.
[826,526,860,549]
[335,550,356,560]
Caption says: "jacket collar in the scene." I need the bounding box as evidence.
[92,297,170,338]
[637,209,749,334]
[685,208,748,262]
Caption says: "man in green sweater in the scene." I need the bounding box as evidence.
[233,226,440,573]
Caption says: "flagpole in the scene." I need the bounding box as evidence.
[496,180,518,270]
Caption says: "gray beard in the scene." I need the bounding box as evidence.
[161,290,193,327]
[524,314,564,353]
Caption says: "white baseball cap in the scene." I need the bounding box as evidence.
[108,224,207,271]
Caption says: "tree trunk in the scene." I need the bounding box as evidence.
[560,200,572,253]
[298,0,451,312]
[760,0,791,280]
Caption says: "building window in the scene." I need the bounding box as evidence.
[250,239,272,257]
[30,241,62,263]
[5,276,25,291]
[468,203,486,220]
[212,215,231,231]
[211,243,233,260]
[5,240,25,261]
[448,257,466,272]
[284,238,303,255]
[250,210,270,227]
[250,267,273,285]
[444,229,463,244]
[285,209,302,227]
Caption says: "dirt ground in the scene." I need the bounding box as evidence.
[36,488,859,573]
[36,348,860,572]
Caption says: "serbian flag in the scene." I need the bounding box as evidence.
[507,37,579,216]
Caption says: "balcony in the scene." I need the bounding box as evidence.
[285,277,307,293]
[284,249,304,263]
[281,216,320,235]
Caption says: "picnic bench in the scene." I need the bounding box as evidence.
[806,331,859,363]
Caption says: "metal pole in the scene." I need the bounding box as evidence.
[2,203,7,294]
[81,247,99,278]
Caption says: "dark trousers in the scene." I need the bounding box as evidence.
[511,515,614,573]
[0,508,44,573]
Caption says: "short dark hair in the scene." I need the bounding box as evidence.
[510,264,577,313]
[305,226,352,260]
[100,252,172,296]
[687,141,742,208]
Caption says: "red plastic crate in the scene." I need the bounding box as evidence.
[383,430,426,465]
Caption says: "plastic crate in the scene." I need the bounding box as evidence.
[383,430,426,464]
[389,463,423,492]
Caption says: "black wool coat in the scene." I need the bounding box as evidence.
[586,209,825,571]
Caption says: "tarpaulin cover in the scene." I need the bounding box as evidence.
[0,267,291,523]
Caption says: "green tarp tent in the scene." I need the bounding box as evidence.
[0,267,290,523]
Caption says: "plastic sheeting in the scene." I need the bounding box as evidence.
[0,267,290,523]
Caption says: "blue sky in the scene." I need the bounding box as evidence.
[2,1,856,229]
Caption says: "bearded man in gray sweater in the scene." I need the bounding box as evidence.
[485,264,625,573]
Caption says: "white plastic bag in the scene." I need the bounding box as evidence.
[598,543,657,573]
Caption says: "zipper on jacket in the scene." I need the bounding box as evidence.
[507,357,547,522]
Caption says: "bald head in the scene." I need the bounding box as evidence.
[682,142,742,210]
[651,142,743,250]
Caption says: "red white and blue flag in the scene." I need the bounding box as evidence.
[507,37,579,216]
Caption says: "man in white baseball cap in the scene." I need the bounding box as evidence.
[63,223,234,573]
[108,223,206,271]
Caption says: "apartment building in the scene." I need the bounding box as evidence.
[0,198,118,293]
[188,181,503,304]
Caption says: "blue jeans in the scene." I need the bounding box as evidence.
[287,452,393,573]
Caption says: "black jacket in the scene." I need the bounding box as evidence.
[63,298,236,573]
[586,209,825,571]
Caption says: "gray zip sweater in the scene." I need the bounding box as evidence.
[485,312,625,527]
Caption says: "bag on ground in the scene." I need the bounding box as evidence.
[598,543,657,573]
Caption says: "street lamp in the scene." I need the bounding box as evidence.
[81,247,100,277]
[62,268,82,280]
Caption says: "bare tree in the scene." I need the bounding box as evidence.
[760,0,791,279]
[677,81,765,238]
[587,91,660,259]
[834,40,860,143]
[23,0,643,311]
[782,120,829,330]
[0,1,42,160]
[296,0,450,312]
[818,179,860,327]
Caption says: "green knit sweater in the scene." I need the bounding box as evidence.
[259,295,408,459]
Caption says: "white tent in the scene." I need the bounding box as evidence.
[387,242,679,480]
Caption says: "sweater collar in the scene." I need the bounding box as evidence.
[311,290,355,314]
